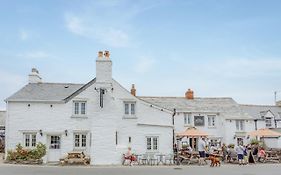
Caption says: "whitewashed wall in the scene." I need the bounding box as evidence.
[6,79,173,165]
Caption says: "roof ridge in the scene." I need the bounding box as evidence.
[240,104,279,107]
[35,82,84,85]
[138,96,233,99]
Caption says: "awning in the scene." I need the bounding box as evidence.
[177,127,208,137]
[247,128,281,138]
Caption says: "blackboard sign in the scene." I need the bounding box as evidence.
[194,116,205,126]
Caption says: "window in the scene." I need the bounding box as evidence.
[73,101,87,116]
[265,117,272,128]
[24,133,36,148]
[74,133,87,149]
[207,115,216,127]
[146,136,158,151]
[184,113,191,125]
[194,116,205,126]
[237,138,244,145]
[124,102,136,116]
[235,120,245,131]
[50,136,60,149]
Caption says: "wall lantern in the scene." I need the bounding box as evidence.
[39,130,43,136]
[65,130,68,136]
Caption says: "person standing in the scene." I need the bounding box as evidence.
[221,143,227,162]
[198,137,207,165]
[235,143,245,165]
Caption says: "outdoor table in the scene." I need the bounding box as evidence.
[134,154,142,165]
[156,154,165,165]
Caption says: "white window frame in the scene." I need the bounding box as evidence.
[23,133,37,148]
[123,101,136,118]
[146,136,159,152]
[184,113,192,125]
[265,117,272,128]
[73,133,87,150]
[207,115,216,127]
[72,101,87,116]
[235,120,245,131]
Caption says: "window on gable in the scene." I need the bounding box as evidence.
[207,115,216,127]
[146,136,158,151]
[24,133,36,148]
[265,117,272,128]
[73,101,87,116]
[235,120,245,131]
[184,113,191,125]
[124,102,136,116]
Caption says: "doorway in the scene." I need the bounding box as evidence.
[47,135,61,162]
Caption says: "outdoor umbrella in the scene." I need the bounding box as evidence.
[177,127,209,137]
[247,128,281,138]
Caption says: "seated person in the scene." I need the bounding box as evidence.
[258,147,266,162]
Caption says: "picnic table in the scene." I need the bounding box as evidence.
[60,151,90,165]
[178,151,200,165]
[263,151,281,163]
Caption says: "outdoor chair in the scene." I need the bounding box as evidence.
[140,154,149,165]
[148,154,157,166]
[164,154,174,165]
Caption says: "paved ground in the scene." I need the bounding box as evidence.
[0,164,281,175]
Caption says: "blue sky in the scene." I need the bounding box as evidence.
[1,0,281,110]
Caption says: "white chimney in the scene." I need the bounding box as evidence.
[96,51,112,83]
[28,68,42,83]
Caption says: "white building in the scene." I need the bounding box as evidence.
[240,104,281,148]
[0,111,5,146]
[5,51,174,165]
[5,51,281,164]
[140,93,255,148]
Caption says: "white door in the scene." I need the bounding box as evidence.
[47,135,61,162]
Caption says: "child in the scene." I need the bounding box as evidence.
[258,147,266,162]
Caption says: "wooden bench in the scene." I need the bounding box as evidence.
[60,151,90,166]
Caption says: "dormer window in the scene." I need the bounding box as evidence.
[123,101,136,118]
[265,117,272,128]
[73,101,87,116]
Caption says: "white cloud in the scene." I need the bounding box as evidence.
[17,51,51,59]
[19,30,28,40]
[65,16,86,36]
[65,14,130,48]
[135,56,156,74]
[63,1,163,48]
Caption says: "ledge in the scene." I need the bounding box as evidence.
[71,115,88,119]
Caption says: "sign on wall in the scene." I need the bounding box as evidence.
[194,116,205,126]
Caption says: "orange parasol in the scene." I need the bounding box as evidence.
[247,128,281,138]
[177,127,208,137]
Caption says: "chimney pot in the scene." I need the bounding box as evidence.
[131,84,136,96]
[104,50,110,58]
[185,89,194,99]
[98,51,103,58]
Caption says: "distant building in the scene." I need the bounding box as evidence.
[0,111,5,137]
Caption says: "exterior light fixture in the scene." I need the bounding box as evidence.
[65,130,68,136]
[39,130,43,136]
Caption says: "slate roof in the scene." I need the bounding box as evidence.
[5,83,84,102]
[0,111,5,126]
[240,104,281,120]
[139,97,252,119]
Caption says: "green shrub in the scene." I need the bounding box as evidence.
[6,142,46,161]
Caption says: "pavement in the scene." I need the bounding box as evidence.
[0,164,281,175]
